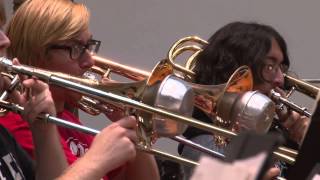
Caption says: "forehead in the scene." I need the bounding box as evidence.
[265,38,284,64]
[65,30,92,45]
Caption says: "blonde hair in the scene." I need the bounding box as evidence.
[7,0,90,66]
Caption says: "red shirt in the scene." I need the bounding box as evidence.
[0,110,109,180]
[57,110,94,163]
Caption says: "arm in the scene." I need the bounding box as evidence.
[273,87,310,145]
[58,116,137,180]
[0,69,35,157]
[281,112,309,145]
[20,79,68,180]
[121,152,159,180]
[262,167,280,180]
[31,123,68,180]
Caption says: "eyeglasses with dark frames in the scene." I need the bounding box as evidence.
[261,62,289,82]
[49,39,101,60]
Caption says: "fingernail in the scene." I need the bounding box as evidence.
[32,76,39,81]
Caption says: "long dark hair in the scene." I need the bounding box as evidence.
[194,21,290,85]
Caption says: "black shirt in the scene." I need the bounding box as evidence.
[0,125,35,180]
[182,107,212,139]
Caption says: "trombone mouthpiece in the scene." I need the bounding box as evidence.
[270,89,281,100]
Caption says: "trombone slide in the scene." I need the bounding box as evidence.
[0,100,198,167]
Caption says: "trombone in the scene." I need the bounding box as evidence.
[0,57,239,165]
[91,36,273,143]
[270,72,320,118]
[91,36,301,165]
[89,36,295,161]
[0,57,295,166]
[90,36,267,134]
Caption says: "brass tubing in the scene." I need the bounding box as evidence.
[273,151,295,164]
[167,36,208,77]
[0,58,237,138]
[93,56,150,81]
[0,57,297,165]
[277,146,298,159]
[284,74,320,99]
[171,136,225,159]
[270,90,312,118]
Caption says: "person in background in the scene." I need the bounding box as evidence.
[179,21,309,180]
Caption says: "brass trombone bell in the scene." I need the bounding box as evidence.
[218,91,275,134]
[139,74,195,138]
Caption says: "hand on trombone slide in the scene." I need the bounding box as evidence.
[103,102,126,122]
[75,116,138,176]
[272,87,310,145]
[0,58,56,125]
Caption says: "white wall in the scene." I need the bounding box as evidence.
[5,0,320,155]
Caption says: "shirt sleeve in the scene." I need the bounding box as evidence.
[0,113,35,158]
[0,112,78,164]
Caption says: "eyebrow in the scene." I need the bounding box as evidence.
[72,35,93,45]
[265,56,280,64]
